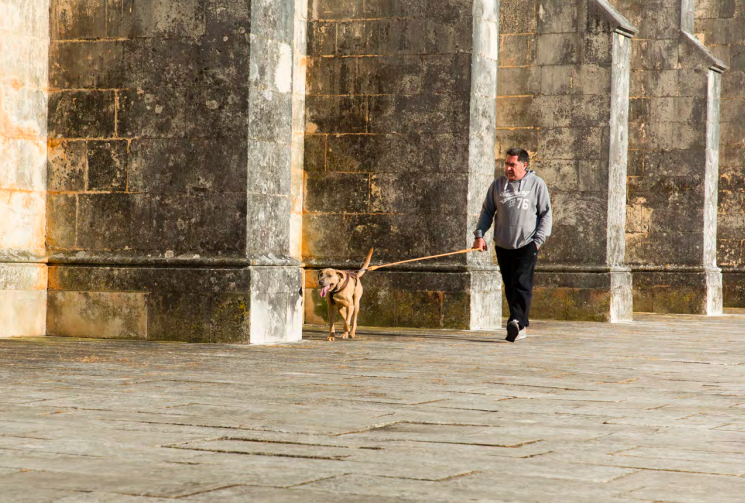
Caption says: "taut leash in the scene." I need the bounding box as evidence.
[365,248,479,272]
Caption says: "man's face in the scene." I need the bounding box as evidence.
[505,155,528,181]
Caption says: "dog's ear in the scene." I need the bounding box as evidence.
[317,270,323,280]
[336,271,344,281]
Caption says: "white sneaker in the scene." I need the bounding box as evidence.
[515,328,527,341]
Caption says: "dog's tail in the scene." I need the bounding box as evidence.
[357,248,374,278]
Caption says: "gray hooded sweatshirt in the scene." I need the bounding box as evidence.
[474,171,552,250]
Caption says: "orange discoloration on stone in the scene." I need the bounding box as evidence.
[0,89,42,140]
[0,189,46,254]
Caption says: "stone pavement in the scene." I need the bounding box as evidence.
[1,312,744,503]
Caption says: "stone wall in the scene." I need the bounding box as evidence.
[695,0,745,307]
[610,0,725,314]
[302,0,503,330]
[496,0,636,321]
[1,0,741,339]
[45,0,305,343]
[0,0,49,336]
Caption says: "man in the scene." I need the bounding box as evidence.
[473,148,552,342]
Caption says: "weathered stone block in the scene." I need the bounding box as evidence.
[632,271,709,314]
[199,35,251,88]
[249,265,303,344]
[50,41,125,89]
[723,271,745,307]
[51,0,106,40]
[129,193,247,256]
[499,0,536,34]
[210,293,251,343]
[530,95,572,128]
[365,19,428,56]
[369,94,470,134]
[303,134,326,172]
[582,32,612,66]
[0,138,46,192]
[147,292,211,342]
[0,290,47,337]
[46,193,76,250]
[47,140,85,191]
[205,0,252,35]
[632,39,679,71]
[75,193,133,250]
[310,0,363,20]
[536,33,580,65]
[252,0,294,44]
[498,66,541,96]
[48,90,115,139]
[336,21,366,55]
[47,291,147,338]
[496,96,536,128]
[246,192,292,257]
[536,0,578,34]
[129,138,247,194]
[357,56,426,96]
[306,96,367,134]
[0,191,46,254]
[326,133,469,174]
[305,172,370,213]
[498,34,531,66]
[247,140,292,196]
[117,86,247,139]
[308,21,336,56]
[87,140,127,192]
[677,68,709,97]
[426,17,473,54]
[0,263,47,336]
[364,0,427,18]
[495,128,539,157]
[307,56,355,95]
[119,38,202,90]
[105,0,206,39]
[531,272,616,322]
[370,172,467,215]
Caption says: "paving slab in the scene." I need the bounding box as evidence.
[0,312,744,502]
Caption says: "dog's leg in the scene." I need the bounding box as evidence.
[341,304,354,339]
[350,297,361,339]
[326,302,335,341]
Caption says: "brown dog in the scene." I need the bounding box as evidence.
[317,249,373,341]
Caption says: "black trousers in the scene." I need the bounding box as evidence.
[495,242,538,330]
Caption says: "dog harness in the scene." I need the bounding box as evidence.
[328,272,359,305]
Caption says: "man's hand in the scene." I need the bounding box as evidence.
[473,238,487,252]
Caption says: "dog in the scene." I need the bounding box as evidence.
[317,249,373,341]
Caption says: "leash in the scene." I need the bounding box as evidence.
[365,248,479,272]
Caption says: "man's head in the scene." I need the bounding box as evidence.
[505,148,529,181]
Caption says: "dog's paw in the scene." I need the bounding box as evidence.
[326,335,335,341]
[340,332,349,339]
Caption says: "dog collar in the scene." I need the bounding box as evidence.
[328,272,358,305]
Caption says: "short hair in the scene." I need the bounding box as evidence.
[506,148,529,164]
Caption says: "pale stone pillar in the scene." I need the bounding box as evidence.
[0,0,49,336]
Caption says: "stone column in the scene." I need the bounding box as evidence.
[496,0,636,321]
[694,0,745,308]
[614,0,726,314]
[45,0,305,343]
[0,0,49,336]
[303,0,502,330]
[246,0,306,343]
